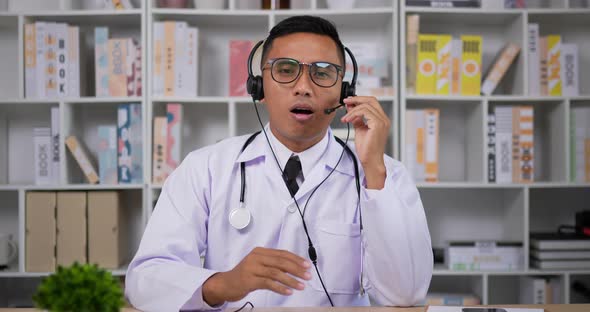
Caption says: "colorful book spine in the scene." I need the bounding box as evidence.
[153,22,164,96]
[34,128,52,185]
[108,38,129,97]
[517,106,534,183]
[435,35,452,95]
[405,14,419,94]
[424,109,439,182]
[166,103,183,175]
[527,23,540,96]
[451,38,462,95]
[95,27,109,97]
[163,21,176,96]
[126,39,136,97]
[561,43,579,97]
[65,135,99,184]
[416,34,438,95]
[55,23,68,98]
[45,22,58,98]
[152,116,168,184]
[133,41,142,96]
[51,107,60,184]
[34,22,47,98]
[488,113,496,183]
[24,23,37,98]
[460,35,482,96]
[97,125,118,184]
[67,26,80,97]
[547,35,562,96]
[117,103,143,184]
[229,40,254,96]
[481,43,521,96]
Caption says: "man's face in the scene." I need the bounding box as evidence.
[261,32,343,152]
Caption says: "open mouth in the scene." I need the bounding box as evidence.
[291,108,314,115]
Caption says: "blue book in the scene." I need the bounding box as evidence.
[98,125,118,184]
[117,103,143,183]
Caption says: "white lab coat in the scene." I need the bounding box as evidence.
[125,128,433,312]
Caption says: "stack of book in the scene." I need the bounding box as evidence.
[488,105,534,183]
[24,22,84,99]
[530,232,590,270]
[445,241,524,271]
[527,24,579,96]
[95,27,142,97]
[33,107,60,185]
[153,21,199,97]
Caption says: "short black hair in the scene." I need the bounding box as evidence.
[260,15,346,70]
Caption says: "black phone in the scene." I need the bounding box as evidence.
[461,308,508,312]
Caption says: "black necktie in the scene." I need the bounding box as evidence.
[283,155,302,196]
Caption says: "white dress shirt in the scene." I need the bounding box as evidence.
[125,126,433,312]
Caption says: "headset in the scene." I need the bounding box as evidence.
[246,39,359,109]
[235,37,364,306]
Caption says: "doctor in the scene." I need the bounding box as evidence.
[126,15,433,312]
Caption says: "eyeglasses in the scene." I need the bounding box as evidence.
[263,58,343,88]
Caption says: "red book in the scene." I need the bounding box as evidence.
[229,40,254,96]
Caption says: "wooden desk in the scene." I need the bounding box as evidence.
[0,305,589,312]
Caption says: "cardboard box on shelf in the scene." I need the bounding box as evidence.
[25,192,56,272]
[56,192,87,267]
[87,191,128,269]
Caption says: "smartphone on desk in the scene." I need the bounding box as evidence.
[462,308,508,312]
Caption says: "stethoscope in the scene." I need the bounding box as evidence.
[228,131,362,230]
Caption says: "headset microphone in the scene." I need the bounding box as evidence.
[324,103,345,115]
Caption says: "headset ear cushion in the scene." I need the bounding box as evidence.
[340,81,350,104]
[247,75,264,101]
[255,76,264,100]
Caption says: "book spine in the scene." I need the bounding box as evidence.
[512,106,521,182]
[539,37,549,96]
[65,136,99,184]
[127,39,136,97]
[24,23,37,98]
[406,14,419,94]
[117,104,132,183]
[460,35,482,96]
[414,109,426,181]
[133,40,142,96]
[481,43,521,96]
[547,35,562,96]
[488,112,496,183]
[51,107,60,184]
[166,103,183,175]
[174,22,187,96]
[561,43,579,96]
[95,27,109,97]
[34,128,52,185]
[129,103,143,184]
[108,38,129,97]
[571,108,577,182]
[416,35,438,95]
[184,27,198,97]
[35,22,47,98]
[97,125,118,184]
[519,106,534,183]
[67,26,80,97]
[405,110,418,180]
[163,21,176,96]
[229,40,254,96]
[435,35,452,95]
[425,108,439,182]
[152,116,168,184]
[451,38,462,95]
[527,23,540,96]
[56,23,68,98]
[153,22,164,96]
[495,106,513,183]
[45,23,58,98]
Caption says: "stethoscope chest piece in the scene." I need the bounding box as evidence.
[229,203,251,230]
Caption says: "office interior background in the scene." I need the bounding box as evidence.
[0,0,589,308]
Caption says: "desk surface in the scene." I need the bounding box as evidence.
[0,305,589,312]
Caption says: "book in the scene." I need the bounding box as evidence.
[531,258,590,270]
[426,293,480,306]
[34,22,47,98]
[436,35,452,95]
[446,241,524,271]
[494,106,513,183]
[33,127,52,185]
[570,107,590,182]
[166,103,183,175]
[405,109,439,182]
[531,249,590,260]
[416,34,438,95]
[97,125,118,184]
[406,0,481,7]
[67,26,81,97]
[527,24,540,96]
[451,39,462,95]
[530,233,590,250]
[174,21,187,96]
[152,116,167,184]
[153,22,164,96]
[55,23,68,98]
[516,106,534,183]
[50,107,60,184]
[163,21,176,96]
[117,103,143,184]
[560,43,578,96]
[24,23,37,98]
[184,27,198,97]
[519,277,547,304]
[460,35,482,96]
[45,22,58,98]
[481,43,520,96]
[229,40,254,96]
[94,27,109,97]
[133,39,142,96]
[547,35,562,96]
[487,113,496,182]
[65,135,99,184]
[108,38,130,97]
[406,14,419,94]
[539,36,548,96]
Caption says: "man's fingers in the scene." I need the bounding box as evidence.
[254,266,306,291]
[253,248,311,270]
[259,277,294,296]
[259,253,312,281]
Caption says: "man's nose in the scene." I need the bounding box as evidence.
[293,65,313,96]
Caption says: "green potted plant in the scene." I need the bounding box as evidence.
[33,262,125,312]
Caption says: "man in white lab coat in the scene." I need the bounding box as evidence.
[126,15,433,312]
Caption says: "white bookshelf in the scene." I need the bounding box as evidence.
[400,0,590,305]
[0,0,588,307]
